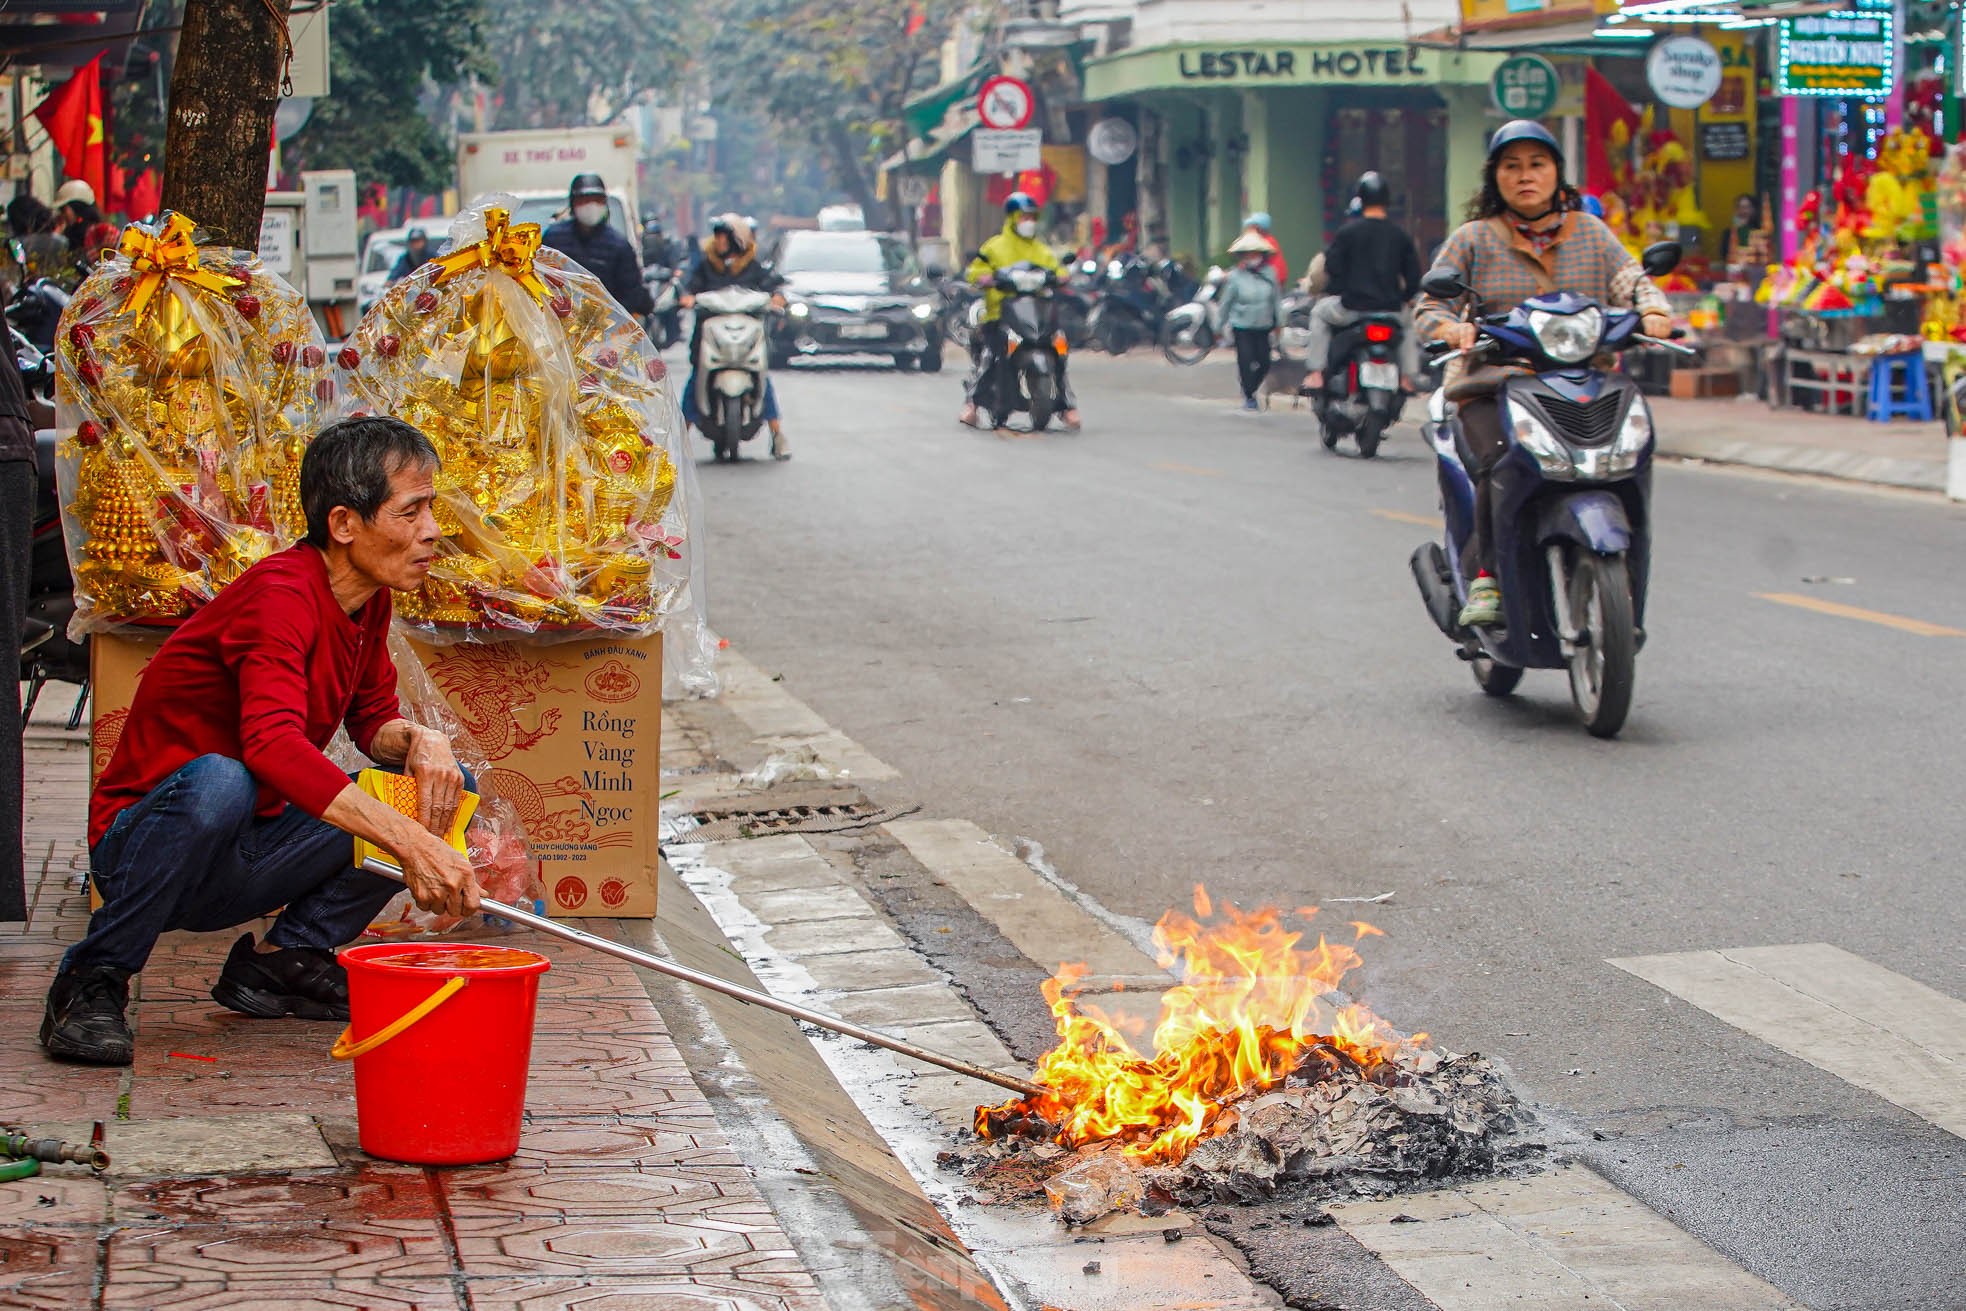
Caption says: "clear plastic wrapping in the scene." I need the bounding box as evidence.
[338,202,714,693]
[363,630,546,937]
[53,213,329,634]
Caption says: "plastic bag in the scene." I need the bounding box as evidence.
[364,630,546,937]
[53,213,330,635]
[337,200,715,694]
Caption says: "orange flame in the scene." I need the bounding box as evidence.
[977,886,1423,1164]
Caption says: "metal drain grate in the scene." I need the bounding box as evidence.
[668,786,920,845]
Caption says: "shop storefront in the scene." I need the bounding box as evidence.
[1080,40,1503,274]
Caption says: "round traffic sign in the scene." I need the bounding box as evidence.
[978,75,1035,131]
[1490,54,1559,120]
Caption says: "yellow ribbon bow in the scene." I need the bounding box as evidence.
[429,207,552,303]
[116,213,245,318]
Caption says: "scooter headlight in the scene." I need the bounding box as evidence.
[1506,400,1575,480]
[787,301,810,319]
[1527,306,1603,364]
[910,302,935,320]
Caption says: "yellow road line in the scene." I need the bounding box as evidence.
[1755,592,1966,638]
[1149,460,1223,477]
[1370,508,1436,527]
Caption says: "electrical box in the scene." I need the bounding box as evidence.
[259,192,305,283]
[301,170,358,260]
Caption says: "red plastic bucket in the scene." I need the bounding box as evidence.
[333,942,551,1165]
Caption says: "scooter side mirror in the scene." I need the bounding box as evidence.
[1421,267,1468,300]
[1641,241,1683,278]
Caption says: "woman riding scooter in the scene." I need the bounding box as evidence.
[681,215,790,459]
[1415,120,1671,628]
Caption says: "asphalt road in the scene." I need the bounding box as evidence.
[689,349,1966,1308]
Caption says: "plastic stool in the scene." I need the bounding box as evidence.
[1867,352,1934,423]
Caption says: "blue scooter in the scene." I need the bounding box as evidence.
[1408,242,1691,738]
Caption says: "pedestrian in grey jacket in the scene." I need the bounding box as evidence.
[1221,233,1283,408]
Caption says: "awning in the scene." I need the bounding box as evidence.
[903,63,991,142]
[1422,1,1848,53]
[883,124,976,178]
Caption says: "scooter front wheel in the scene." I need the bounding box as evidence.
[1567,551,1636,738]
[1355,413,1385,459]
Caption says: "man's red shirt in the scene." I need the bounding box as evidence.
[90,544,403,847]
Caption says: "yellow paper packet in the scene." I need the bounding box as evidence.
[351,767,478,870]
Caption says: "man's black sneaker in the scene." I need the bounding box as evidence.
[41,965,134,1065]
[210,933,349,1021]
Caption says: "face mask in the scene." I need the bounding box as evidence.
[1015,219,1038,239]
[574,202,607,227]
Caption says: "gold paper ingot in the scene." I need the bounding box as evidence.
[594,552,651,600]
[462,290,533,381]
[140,292,215,380]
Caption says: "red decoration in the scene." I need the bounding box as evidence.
[337,346,361,370]
[233,294,260,320]
[301,345,325,369]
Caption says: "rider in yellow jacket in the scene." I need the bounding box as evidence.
[958,193,1080,430]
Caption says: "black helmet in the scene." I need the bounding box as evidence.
[1005,191,1039,216]
[642,216,664,235]
[569,172,608,200]
[1486,120,1563,170]
[1354,171,1390,210]
[405,226,427,242]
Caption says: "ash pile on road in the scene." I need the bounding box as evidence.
[938,1048,1541,1226]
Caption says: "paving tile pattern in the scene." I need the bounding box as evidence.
[1,733,824,1309]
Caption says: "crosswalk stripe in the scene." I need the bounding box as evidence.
[1330,1163,1805,1310]
[1610,945,1966,1138]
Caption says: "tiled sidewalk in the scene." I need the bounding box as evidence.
[0,728,826,1310]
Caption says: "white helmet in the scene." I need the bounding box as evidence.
[54,179,95,208]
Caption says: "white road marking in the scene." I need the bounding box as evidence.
[715,650,899,779]
[885,818,1164,983]
[1331,1163,1805,1310]
[1610,944,1966,1138]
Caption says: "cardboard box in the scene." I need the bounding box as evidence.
[90,631,168,786]
[92,629,663,921]
[405,634,661,919]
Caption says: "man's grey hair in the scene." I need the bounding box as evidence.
[299,416,440,548]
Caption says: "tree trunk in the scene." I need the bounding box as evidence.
[160,0,291,247]
[824,121,889,229]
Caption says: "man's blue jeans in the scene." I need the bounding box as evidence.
[64,754,411,976]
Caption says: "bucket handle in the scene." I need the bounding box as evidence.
[331,975,469,1061]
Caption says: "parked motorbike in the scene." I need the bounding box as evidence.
[1085,253,1176,355]
[1276,290,1315,362]
[1160,265,1227,366]
[1311,313,1409,458]
[1408,242,1690,738]
[7,278,69,355]
[978,262,1069,432]
[939,276,982,351]
[1055,259,1101,351]
[25,428,86,728]
[642,264,684,350]
[692,287,775,462]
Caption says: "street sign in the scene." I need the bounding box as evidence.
[977,75,1035,131]
[1646,35,1722,110]
[1490,55,1558,119]
[1777,4,1894,99]
[1699,122,1750,162]
[973,128,1042,176]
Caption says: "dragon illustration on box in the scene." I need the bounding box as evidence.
[419,645,633,850]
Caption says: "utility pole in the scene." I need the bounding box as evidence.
[159,0,294,248]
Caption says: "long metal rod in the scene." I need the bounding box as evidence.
[360,857,1048,1100]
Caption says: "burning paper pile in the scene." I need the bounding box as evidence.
[945,888,1537,1223]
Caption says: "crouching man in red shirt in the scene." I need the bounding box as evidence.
[41,416,482,1066]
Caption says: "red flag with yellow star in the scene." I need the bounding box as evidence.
[33,55,107,204]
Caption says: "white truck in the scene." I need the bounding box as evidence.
[455,125,642,237]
